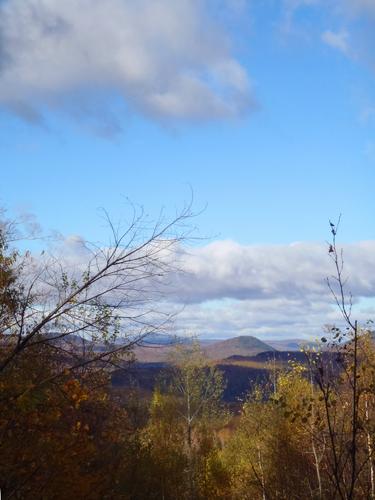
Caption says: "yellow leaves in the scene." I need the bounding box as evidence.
[73,420,90,434]
[288,359,307,374]
[0,338,133,499]
[63,378,89,408]
[151,388,162,409]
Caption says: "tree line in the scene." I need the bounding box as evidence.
[1,212,374,499]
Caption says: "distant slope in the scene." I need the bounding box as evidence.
[203,335,276,360]
[133,337,215,362]
[267,339,319,351]
[224,351,308,363]
[134,335,276,363]
[112,361,271,403]
[133,344,173,362]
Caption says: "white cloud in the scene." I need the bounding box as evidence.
[171,297,341,339]
[167,239,375,339]
[171,294,375,340]
[322,29,350,54]
[0,0,253,131]
[172,240,375,304]
[49,236,375,339]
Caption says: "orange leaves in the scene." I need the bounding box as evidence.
[63,378,89,408]
[72,420,90,435]
[0,339,132,498]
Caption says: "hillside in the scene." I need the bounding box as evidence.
[203,335,276,360]
[267,338,319,351]
[112,361,271,403]
[134,335,275,362]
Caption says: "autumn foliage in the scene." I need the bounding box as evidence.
[1,218,375,499]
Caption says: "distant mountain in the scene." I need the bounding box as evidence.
[133,344,173,362]
[133,335,213,362]
[203,336,276,360]
[137,333,186,346]
[133,335,275,363]
[139,334,217,346]
[224,351,308,363]
[267,339,318,351]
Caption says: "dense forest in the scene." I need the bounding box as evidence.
[1,213,375,500]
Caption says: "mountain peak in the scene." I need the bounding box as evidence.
[203,335,276,360]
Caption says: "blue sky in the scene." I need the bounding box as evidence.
[1,0,375,339]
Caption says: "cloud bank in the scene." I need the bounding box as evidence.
[167,239,375,339]
[285,0,375,69]
[0,0,253,130]
[173,240,375,304]
[56,236,375,339]
[322,30,350,54]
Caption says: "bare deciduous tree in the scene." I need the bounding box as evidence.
[0,201,196,384]
[309,218,375,500]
